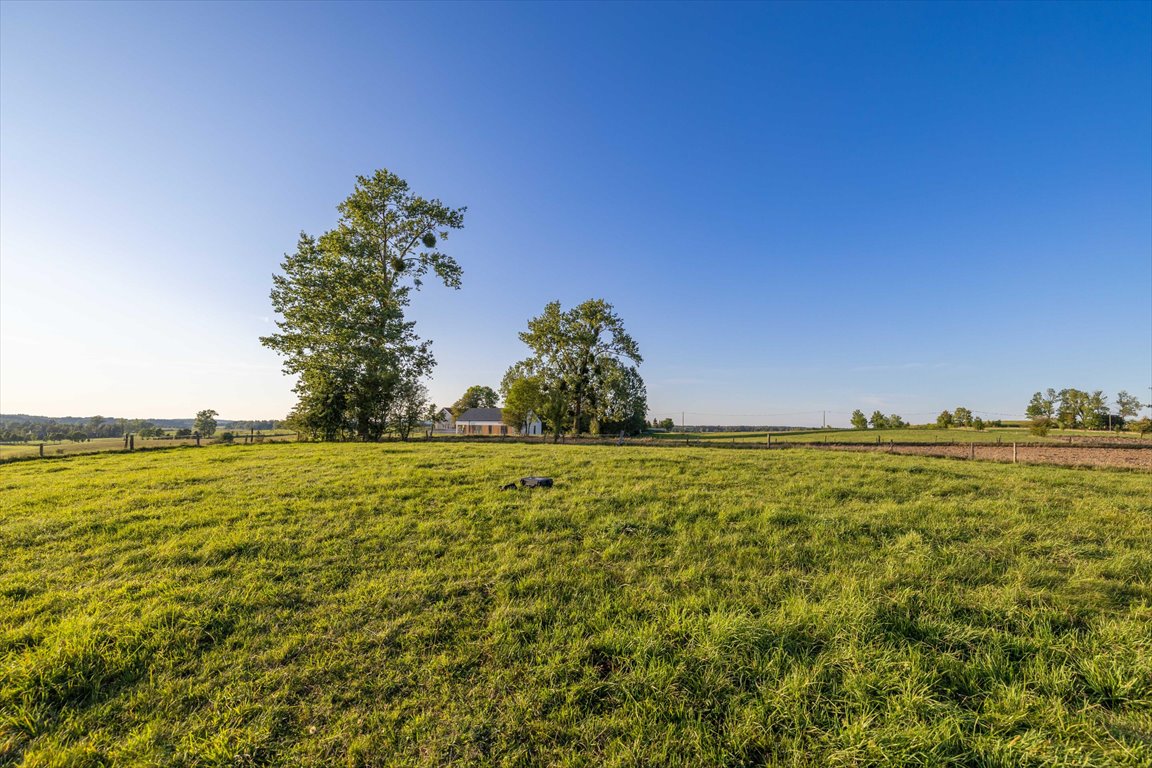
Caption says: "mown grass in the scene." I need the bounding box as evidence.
[1,442,1150,766]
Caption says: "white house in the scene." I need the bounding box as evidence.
[455,407,542,436]
[432,408,455,433]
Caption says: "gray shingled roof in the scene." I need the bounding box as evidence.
[456,407,503,422]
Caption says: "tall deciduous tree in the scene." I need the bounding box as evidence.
[850,410,868,430]
[1056,389,1088,429]
[1084,390,1109,430]
[1026,390,1057,421]
[194,409,218,437]
[1115,391,1143,420]
[501,375,544,434]
[261,170,465,441]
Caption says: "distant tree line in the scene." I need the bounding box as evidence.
[0,415,161,442]
[0,413,284,443]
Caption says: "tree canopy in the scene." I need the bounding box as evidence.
[451,385,499,418]
[1025,387,1140,431]
[193,409,218,437]
[502,299,647,440]
[261,170,465,441]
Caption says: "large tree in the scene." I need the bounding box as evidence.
[194,409,218,437]
[451,385,499,418]
[1115,390,1144,421]
[1056,389,1088,429]
[505,299,645,440]
[501,375,544,434]
[261,170,465,440]
[1025,389,1057,421]
[952,407,973,428]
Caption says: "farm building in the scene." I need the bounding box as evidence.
[455,407,542,436]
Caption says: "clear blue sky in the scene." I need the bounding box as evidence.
[2,1,1149,426]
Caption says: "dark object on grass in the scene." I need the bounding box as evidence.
[502,476,554,490]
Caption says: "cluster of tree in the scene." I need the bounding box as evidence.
[1026,388,1144,433]
[651,417,676,431]
[262,170,464,441]
[849,410,906,430]
[934,407,991,429]
[500,299,648,441]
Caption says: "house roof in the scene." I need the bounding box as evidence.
[456,407,504,422]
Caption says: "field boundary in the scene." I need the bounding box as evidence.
[4,432,1149,470]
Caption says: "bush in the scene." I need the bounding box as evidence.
[220,432,235,443]
[1029,418,1052,437]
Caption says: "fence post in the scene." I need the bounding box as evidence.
[129,434,134,451]
[969,442,975,460]
[39,443,44,458]
[1013,442,1017,463]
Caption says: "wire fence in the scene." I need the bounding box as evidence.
[3,426,1148,470]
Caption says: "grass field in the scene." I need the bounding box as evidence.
[657,427,1148,445]
[2,442,1150,766]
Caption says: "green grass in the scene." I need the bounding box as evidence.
[2,442,1150,766]
[656,427,1148,445]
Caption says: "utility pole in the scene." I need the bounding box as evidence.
[822,410,826,429]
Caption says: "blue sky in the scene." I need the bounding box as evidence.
[2,1,1149,425]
